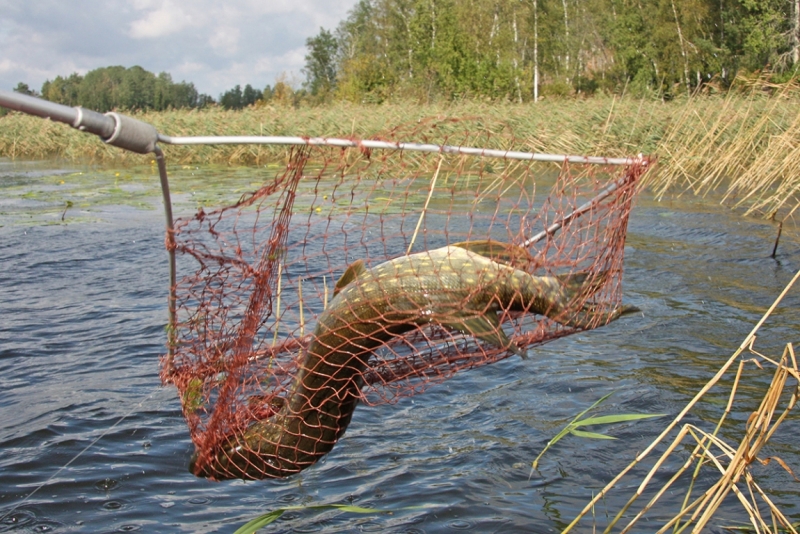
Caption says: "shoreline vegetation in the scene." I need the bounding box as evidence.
[1,85,799,220]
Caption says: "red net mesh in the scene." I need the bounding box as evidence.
[161,120,648,480]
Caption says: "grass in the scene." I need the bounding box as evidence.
[2,82,800,219]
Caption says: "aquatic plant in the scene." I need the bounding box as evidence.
[530,391,665,473]
[565,270,800,533]
[2,84,800,218]
[233,503,390,534]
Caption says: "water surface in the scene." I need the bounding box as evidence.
[1,160,799,533]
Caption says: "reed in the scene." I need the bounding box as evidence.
[564,270,800,533]
[1,85,799,217]
[3,88,799,530]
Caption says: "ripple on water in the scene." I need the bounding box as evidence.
[0,172,798,532]
[0,509,37,530]
[185,496,211,505]
[293,522,325,533]
[447,519,474,529]
[95,478,120,492]
[100,500,127,512]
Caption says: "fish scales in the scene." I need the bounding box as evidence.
[191,244,632,480]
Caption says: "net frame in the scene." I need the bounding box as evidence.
[158,119,650,481]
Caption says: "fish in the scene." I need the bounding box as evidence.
[189,241,636,480]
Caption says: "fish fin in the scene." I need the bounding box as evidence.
[333,259,367,297]
[619,304,641,316]
[443,312,527,359]
[563,303,642,329]
[451,240,532,266]
[556,270,610,300]
[555,271,588,289]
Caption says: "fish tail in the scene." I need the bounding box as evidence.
[451,239,533,266]
[561,303,640,329]
[549,271,637,329]
[555,270,608,300]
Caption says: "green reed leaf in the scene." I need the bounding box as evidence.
[234,503,426,534]
[574,413,666,427]
[530,392,666,475]
[234,509,286,533]
[569,429,617,440]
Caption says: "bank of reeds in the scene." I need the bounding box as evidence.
[565,270,800,533]
[1,85,799,217]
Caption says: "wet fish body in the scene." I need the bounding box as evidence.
[191,244,628,480]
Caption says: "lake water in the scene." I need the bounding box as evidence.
[1,159,799,533]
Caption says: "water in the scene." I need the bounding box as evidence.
[1,160,799,532]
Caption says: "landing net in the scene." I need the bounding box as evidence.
[161,118,649,480]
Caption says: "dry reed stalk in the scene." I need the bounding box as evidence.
[407,157,443,255]
[298,277,304,337]
[271,262,282,348]
[563,268,800,533]
[644,80,800,218]
[2,91,800,217]
[725,109,800,217]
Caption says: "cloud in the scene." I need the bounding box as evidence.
[203,47,307,93]
[209,26,241,56]
[128,1,196,39]
[0,59,18,75]
[0,0,358,96]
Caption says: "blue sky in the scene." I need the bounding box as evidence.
[0,0,357,97]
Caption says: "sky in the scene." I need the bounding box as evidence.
[0,0,357,97]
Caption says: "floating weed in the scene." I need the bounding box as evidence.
[60,200,73,221]
[0,163,322,225]
[1,166,162,223]
[233,503,431,534]
[4,93,799,217]
[530,392,665,475]
[721,521,800,533]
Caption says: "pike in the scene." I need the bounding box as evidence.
[190,241,636,480]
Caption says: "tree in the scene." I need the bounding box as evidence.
[154,72,174,110]
[794,0,800,64]
[25,1,800,110]
[118,65,156,110]
[739,0,795,70]
[77,66,125,112]
[42,74,83,106]
[219,85,244,109]
[272,73,295,106]
[13,82,37,96]
[40,66,207,111]
[334,0,395,102]
[303,28,339,97]
[242,84,262,106]
[197,93,216,108]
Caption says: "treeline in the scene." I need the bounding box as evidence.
[9,0,800,112]
[16,66,214,112]
[302,0,800,102]
[216,75,297,109]
[10,65,300,113]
